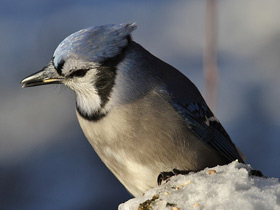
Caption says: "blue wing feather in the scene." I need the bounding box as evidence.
[172,102,244,163]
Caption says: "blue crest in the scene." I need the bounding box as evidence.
[53,23,137,66]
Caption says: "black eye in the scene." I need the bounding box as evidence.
[68,69,89,78]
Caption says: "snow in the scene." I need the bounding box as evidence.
[119,161,280,210]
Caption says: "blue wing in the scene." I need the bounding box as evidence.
[172,101,244,163]
[132,39,244,163]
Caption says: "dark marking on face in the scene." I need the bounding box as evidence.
[55,59,65,76]
[95,66,116,108]
[95,35,132,108]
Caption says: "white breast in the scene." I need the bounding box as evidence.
[76,101,158,196]
[76,91,224,196]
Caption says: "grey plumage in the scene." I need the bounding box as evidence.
[21,23,244,197]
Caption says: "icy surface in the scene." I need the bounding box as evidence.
[119,162,280,210]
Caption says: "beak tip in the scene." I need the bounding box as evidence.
[20,77,29,84]
[20,78,28,88]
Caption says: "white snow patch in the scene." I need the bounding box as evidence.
[119,161,280,210]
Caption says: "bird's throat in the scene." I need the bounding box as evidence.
[76,92,107,121]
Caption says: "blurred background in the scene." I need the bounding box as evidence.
[1,0,280,209]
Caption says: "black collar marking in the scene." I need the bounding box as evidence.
[95,35,132,108]
[76,104,107,122]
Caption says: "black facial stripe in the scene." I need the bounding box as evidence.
[95,35,132,108]
[55,59,65,76]
[95,66,116,108]
[76,104,106,122]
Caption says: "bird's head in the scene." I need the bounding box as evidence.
[21,23,137,120]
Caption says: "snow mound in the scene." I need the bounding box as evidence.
[119,161,280,210]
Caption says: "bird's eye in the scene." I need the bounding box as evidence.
[68,69,89,78]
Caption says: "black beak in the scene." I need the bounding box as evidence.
[21,66,63,88]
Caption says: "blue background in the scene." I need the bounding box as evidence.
[1,0,280,209]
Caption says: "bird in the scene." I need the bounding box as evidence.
[21,23,245,197]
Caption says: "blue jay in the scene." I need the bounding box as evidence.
[21,23,245,197]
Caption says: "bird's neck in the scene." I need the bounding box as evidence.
[75,89,107,121]
[75,41,160,121]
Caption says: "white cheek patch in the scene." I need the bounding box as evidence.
[76,88,101,114]
[65,69,102,115]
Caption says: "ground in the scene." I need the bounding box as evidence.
[119,161,280,210]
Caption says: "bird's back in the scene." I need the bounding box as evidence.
[127,42,244,164]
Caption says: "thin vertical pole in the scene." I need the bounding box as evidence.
[204,0,218,112]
